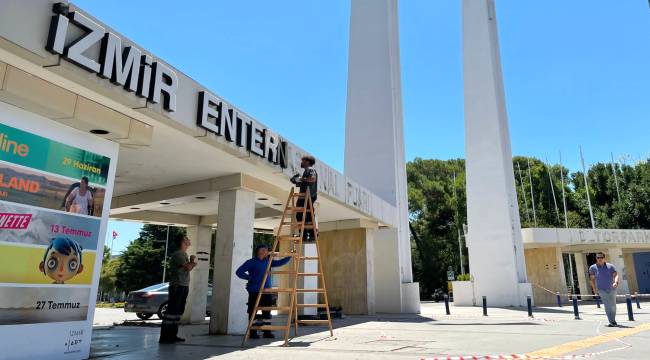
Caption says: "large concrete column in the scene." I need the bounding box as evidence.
[607,248,630,295]
[462,0,531,306]
[302,243,318,316]
[345,0,419,313]
[209,189,255,335]
[181,225,213,324]
[573,253,591,296]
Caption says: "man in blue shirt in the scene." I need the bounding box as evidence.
[236,244,292,339]
[589,252,620,327]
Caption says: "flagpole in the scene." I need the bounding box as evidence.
[611,152,621,202]
[545,158,561,225]
[527,158,538,227]
[559,151,569,228]
[110,230,117,257]
[517,162,531,223]
[162,225,170,283]
[579,145,596,229]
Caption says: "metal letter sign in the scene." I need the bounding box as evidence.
[45,4,178,111]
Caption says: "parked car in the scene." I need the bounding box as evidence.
[125,283,213,320]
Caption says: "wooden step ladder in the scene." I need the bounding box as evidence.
[242,187,334,346]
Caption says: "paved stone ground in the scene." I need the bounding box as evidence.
[93,308,157,327]
[90,301,650,359]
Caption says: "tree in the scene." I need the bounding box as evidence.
[407,158,466,299]
[406,155,650,300]
[99,257,121,298]
[115,225,186,292]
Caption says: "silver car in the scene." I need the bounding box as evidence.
[124,283,213,320]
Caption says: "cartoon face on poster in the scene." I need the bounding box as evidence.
[40,237,85,284]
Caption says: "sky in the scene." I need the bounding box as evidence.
[80,1,650,254]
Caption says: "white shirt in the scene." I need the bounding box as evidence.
[69,187,92,215]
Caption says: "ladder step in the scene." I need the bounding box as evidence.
[270,252,298,257]
[285,224,315,229]
[262,288,293,293]
[300,256,320,260]
[291,193,307,197]
[298,273,321,276]
[298,320,331,325]
[296,304,329,308]
[257,306,291,311]
[287,207,312,212]
[250,325,289,331]
[296,289,326,293]
[277,236,302,241]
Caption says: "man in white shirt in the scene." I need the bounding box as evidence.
[66,176,94,215]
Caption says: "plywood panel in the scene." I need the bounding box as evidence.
[624,252,638,294]
[525,247,565,306]
[319,228,369,314]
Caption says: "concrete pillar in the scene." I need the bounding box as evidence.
[209,189,255,335]
[302,243,318,316]
[556,248,568,294]
[462,0,531,307]
[345,0,419,313]
[607,248,630,294]
[181,226,212,324]
[373,228,403,313]
[574,253,591,296]
[182,225,213,324]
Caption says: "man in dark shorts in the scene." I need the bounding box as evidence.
[160,236,197,343]
[291,155,318,241]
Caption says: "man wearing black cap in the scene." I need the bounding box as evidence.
[236,244,292,339]
[291,155,318,241]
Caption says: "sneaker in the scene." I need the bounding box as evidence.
[607,323,617,327]
[249,331,260,339]
[174,336,185,342]
[263,331,275,339]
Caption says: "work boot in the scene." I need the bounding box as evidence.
[263,331,275,339]
[249,331,260,339]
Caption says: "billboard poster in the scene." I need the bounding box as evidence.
[0,102,118,359]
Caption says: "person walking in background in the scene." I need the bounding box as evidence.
[160,236,197,343]
[589,252,620,327]
[236,244,292,339]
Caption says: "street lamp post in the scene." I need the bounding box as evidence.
[161,225,170,283]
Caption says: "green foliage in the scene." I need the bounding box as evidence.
[115,225,186,293]
[456,273,470,281]
[407,158,466,299]
[408,156,650,299]
[99,256,121,293]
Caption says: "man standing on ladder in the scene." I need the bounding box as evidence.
[236,245,292,339]
[291,155,318,241]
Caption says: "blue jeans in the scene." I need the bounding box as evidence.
[599,289,617,324]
